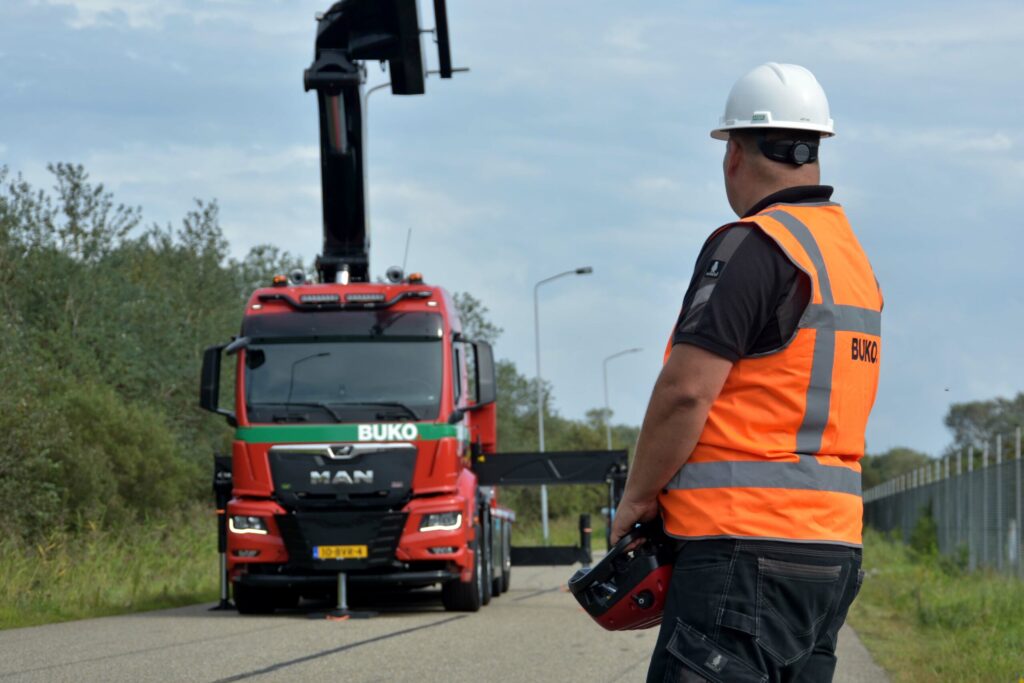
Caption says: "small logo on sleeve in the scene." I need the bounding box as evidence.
[705,260,726,278]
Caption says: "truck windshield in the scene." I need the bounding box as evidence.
[241,311,445,423]
[245,340,442,423]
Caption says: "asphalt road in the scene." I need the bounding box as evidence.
[0,566,887,682]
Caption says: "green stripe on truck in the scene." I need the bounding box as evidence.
[235,423,459,443]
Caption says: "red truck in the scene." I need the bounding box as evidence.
[200,274,511,613]
[199,0,511,614]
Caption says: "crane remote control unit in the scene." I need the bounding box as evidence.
[199,0,628,616]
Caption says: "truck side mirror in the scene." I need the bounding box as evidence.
[199,344,237,427]
[474,341,496,406]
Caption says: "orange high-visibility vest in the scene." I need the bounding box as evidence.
[659,202,882,546]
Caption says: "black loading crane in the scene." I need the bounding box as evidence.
[303,0,457,284]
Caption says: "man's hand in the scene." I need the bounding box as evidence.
[610,494,660,546]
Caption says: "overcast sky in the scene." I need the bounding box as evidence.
[3,0,1023,456]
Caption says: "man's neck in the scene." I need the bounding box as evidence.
[742,184,834,218]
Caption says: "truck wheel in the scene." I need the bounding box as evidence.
[275,589,299,611]
[500,521,511,593]
[491,519,504,597]
[233,583,277,615]
[480,513,493,606]
[441,524,484,612]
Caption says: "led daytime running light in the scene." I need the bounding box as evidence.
[229,516,268,535]
[419,512,462,532]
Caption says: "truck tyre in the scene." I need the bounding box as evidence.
[275,589,300,611]
[233,583,277,615]
[491,518,504,597]
[441,524,484,612]
[480,514,493,606]
[499,520,511,593]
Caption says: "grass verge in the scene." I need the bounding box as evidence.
[848,529,1024,682]
[0,504,218,630]
[0,509,604,631]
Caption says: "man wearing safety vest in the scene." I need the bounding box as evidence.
[611,63,882,682]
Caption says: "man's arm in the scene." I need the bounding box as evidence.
[610,343,733,544]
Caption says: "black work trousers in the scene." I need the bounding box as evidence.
[646,539,864,683]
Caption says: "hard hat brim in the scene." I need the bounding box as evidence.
[711,120,836,141]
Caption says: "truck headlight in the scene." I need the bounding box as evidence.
[229,516,268,535]
[419,512,462,532]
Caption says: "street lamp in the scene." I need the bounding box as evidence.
[534,266,593,544]
[602,348,642,450]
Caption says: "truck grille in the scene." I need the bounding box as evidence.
[275,510,407,571]
[269,443,416,510]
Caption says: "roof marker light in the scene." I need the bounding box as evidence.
[272,274,288,287]
[346,293,386,303]
[300,293,341,304]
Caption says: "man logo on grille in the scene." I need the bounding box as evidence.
[310,470,374,485]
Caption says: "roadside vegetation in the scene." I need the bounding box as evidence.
[0,505,216,630]
[850,527,1024,682]
[0,164,635,629]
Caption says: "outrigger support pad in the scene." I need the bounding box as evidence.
[307,572,378,620]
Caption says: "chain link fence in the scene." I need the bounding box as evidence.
[864,428,1023,576]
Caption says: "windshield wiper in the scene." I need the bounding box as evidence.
[252,401,344,421]
[328,401,420,420]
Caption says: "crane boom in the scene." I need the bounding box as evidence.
[303,0,453,283]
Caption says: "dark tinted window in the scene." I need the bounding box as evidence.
[245,339,443,423]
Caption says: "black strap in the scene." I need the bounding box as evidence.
[757,134,819,166]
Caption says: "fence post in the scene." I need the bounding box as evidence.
[983,442,990,568]
[956,449,963,551]
[968,446,975,570]
[1011,428,1019,577]
[996,434,1003,572]
[944,455,952,556]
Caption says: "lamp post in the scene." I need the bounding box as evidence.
[602,348,642,450]
[534,266,593,544]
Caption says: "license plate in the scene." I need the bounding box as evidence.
[313,545,368,560]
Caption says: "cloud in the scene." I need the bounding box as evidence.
[32,0,177,29]
[32,0,313,37]
[861,128,1015,154]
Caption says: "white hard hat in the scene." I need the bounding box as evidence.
[711,62,834,140]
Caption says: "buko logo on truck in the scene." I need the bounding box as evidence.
[357,424,419,441]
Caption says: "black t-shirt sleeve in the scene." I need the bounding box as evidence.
[673,225,807,361]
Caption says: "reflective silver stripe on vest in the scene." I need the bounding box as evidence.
[762,209,838,455]
[667,456,862,496]
[802,304,881,336]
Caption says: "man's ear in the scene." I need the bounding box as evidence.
[724,138,743,178]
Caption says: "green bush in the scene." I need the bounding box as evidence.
[909,501,939,558]
[48,381,202,528]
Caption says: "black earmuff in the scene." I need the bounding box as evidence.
[757,134,819,166]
